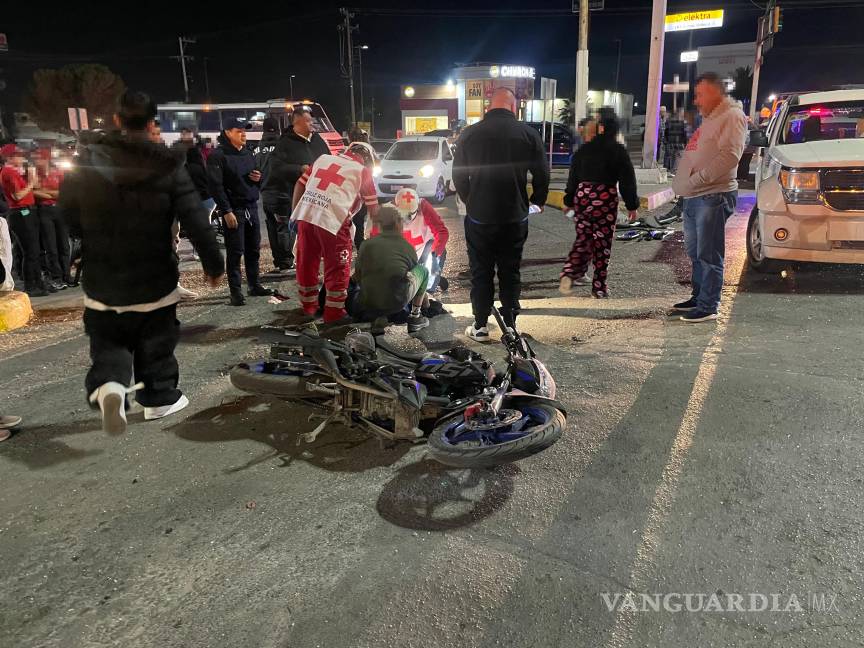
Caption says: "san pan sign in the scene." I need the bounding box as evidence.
[665,9,724,32]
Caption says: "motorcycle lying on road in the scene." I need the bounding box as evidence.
[230,307,566,467]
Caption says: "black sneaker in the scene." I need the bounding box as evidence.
[680,310,718,323]
[407,314,430,334]
[230,292,246,306]
[671,298,698,312]
[248,285,274,297]
[26,287,49,298]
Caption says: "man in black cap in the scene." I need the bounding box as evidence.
[207,118,273,306]
[264,105,330,271]
[253,116,290,274]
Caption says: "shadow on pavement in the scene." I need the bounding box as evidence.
[376,459,519,531]
[0,418,103,469]
[168,394,410,473]
[737,262,864,296]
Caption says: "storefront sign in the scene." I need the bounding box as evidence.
[467,80,484,99]
[665,9,724,32]
[680,50,699,63]
[489,65,535,79]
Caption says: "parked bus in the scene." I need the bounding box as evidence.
[155,100,345,154]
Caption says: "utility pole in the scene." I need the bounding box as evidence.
[203,57,211,103]
[355,45,369,123]
[289,75,296,99]
[751,2,782,121]
[574,0,590,126]
[641,0,667,169]
[340,8,357,126]
[177,36,195,103]
[614,39,622,93]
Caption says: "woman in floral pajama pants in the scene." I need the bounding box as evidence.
[561,183,621,297]
[559,113,640,299]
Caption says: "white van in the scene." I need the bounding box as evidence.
[747,89,864,271]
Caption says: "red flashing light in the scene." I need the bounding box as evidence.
[808,107,832,117]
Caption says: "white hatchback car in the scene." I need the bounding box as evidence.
[375,136,453,203]
[748,89,864,271]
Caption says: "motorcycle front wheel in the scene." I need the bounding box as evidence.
[427,403,565,468]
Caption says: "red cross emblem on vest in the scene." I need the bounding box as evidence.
[314,163,347,191]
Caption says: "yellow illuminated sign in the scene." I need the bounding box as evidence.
[665,9,724,32]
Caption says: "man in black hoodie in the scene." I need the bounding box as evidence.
[453,87,549,341]
[60,91,224,435]
[263,106,330,270]
[207,118,273,306]
[253,117,289,273]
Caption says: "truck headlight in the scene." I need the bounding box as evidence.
[779,169,821,204]
[373,165,382,178]
[418,164,435,178]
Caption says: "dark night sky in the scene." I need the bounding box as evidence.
[2,0,863,135]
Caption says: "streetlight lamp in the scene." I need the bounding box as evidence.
[289,75,296,99]
[355,45,369,124]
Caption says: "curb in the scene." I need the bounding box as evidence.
[539,188,676,212]
[0,291,34,333]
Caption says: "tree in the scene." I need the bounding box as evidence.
[558,99,574,126]
[730,66,753,104]
[24,64,126,132]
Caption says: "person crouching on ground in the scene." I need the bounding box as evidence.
[291,142,380,323]
[369,188,449,292]
[59,90,225,434]
[354,204,430,335]
[559,113,639,299]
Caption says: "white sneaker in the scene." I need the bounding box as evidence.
[89,382,129,435]
[464,324,491,343]
[144,394,189,421]
[177,284,198,301]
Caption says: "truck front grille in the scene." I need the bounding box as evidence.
[823,169,864,212]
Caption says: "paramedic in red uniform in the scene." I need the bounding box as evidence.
[291,142,380,322]
[370,188,449,290]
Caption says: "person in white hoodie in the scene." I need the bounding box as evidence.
[670,73,747,323]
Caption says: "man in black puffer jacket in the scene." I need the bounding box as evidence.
[208,118,274,305]
[263,106,330,270]
[60,91,224,435]
[253,117,290,273]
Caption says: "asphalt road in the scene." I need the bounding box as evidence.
[1,194,863,648]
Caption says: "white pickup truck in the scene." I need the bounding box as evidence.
[747,89,864,271]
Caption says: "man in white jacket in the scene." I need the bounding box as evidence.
[670,73,747,323]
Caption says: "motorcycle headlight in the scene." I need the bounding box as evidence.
[418,164,435,178]
[373,165,382,178]
[779,169,821,204]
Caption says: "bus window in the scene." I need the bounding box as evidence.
[199,110,221,132]
[162,110,197,133]
[247,110,266,132]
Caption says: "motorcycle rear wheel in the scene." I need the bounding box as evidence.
[428,403,565,468]
[229,360,325,398]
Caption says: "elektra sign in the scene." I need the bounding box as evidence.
[490,65,536,79]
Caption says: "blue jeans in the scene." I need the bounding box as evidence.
[683,192,737,313]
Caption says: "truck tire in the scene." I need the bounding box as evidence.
[746,203,781,273]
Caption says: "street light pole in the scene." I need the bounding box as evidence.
[341,8,357,126]
[356,45,369,123]
[614,38,622,93]
[177,36,195,103]
[641,0,667,169]
[574,0,590,126]
[289,75,295,99]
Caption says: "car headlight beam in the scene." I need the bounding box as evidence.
[419,164,435,178]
